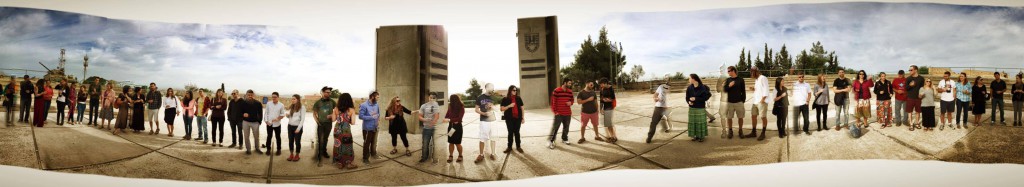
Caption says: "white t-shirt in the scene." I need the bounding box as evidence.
[654,84,668,107]
[752,75,771,104]
[938,79,956,102]
[791,82,812,106]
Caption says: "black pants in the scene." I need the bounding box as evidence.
[287,125,303,153]
[549,115,571,142]
[19,97,32,122]
[89,99,99,125]
[776,106,788,136]
[992,97,1005,123]
[316,122,331,156]
[390,133,408,147]
[814,104,829,129]
[56,102,66,125]
[646,107,667,141]
[363,130,378,160]
[230,120,242,145]
[506,118,522,148]
[43,101,51,122]
[266,125,282,152]
[795,105,810,132]
[212,117,225,143]
[956,100,970,125]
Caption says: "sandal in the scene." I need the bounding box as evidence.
[474,155,484,163]
[390,149,398,155]
[405,150,412,157]
[489,154,496,160]
[447,156,453,163]
[456,155,463,162]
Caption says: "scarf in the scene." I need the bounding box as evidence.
[511,96,519,118]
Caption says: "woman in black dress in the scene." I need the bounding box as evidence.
[384,96,413,156]
[130,87,146,132]
[971,76,989,126]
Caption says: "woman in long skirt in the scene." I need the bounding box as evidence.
[332,93,357,169]
[99,84,116,129]
[685,74,712,142]
[32,80,52,127]
[921,79,938,131]
[130,87,146,132]
[114,86,131,134]
[971,76,989,126]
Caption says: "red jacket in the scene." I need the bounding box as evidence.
[550,87,574,116]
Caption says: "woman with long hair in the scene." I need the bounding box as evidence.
[332,93,358,169]
[686,74,712,142]
[853,70,873,128]
[383,96,413,156]
[286,94,306,162]
[954,73,972,129]
[163,88,180,137]
[32,80,52,127]
[500,85,524,153]
[444,94,465,163]
[812,73,830,131]
[773,77,789,138]
[100,83,116,129]
[130,87,146,132]
[920,79,938,131]
[972,76,989,126]
[113,86,131,134]
[211,89,228,146]
[181,90,196,140]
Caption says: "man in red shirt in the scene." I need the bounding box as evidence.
[548,80,575,149]
[892,70,907,126]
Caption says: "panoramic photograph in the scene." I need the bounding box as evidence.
[1,0,1022,186]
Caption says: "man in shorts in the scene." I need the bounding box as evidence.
[747,67,770,141]
[599,78,618,142]
[937,71,957,129]
[722,66,746,139]
[905,65,926,129]
[475,83,497,163]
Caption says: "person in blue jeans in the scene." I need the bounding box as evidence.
[417,94,440,163]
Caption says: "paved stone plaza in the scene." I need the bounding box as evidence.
[1,91,1022,186]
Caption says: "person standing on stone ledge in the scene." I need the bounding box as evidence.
[686,74,712,142]
[549,80,575,147]
[577,81,602,144]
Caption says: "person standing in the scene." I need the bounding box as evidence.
[66,82,77,125]
[228,90,244,149]
[357,91,382,164]
[163,88,180,137]
[242,90,264,155]
[598,78,619,142]
[417,93,441,163]
[312,87,336,160]
[852,70,873,129]
[112,86,130,134]
[773,77,789,138]
[18,75,34,123]
[286,94,306,162]
[88,78,101,126]
[551,80,576,146]
[748,67,771,140]
[577,81,602,143]
[264,92,286,155]
[921,79,938,131]
[955,73,972,129]
[384,96,413,156]
[500,86,525,153]
[792,73,812,135]
[875,72,893,128]
[722,66,747,139]
[332,93,358,169]
[937,71,957,130]
[55,80,68,126]
[181,91,196,140]
[906,65,926,130]
[210,89,228,146]
[832,69,852,131]
[813,74,830,131]
[146,83,162,135]
[686,74,712,142]
[1011,73,1024,127]
[474,83,497,163]
[4,80,15,126]
[990,72,1008,125]
[444,94,466,163]
[972,77,989,126]
[195,91,211,143]
[130,87,146,133]
[75,85,87,125]
[100,83,116,129]
[893,70,908,127]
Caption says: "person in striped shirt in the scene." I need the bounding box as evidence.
[548,80,575,149]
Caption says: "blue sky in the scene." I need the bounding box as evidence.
[2,2,1023,96]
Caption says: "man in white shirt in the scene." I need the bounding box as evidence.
[791,73,813,135]
[937,71,957,129]
[263,92,286,156]
[747,67,771,141]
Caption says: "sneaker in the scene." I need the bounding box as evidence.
[547,142,555,149]
[562,140,571,145]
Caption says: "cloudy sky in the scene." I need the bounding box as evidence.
[2,1,1023,97]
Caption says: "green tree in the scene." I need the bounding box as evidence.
[735,48,748,71]
[776,44,792,73]
[465,78,482,101]
[560,26,628,84]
